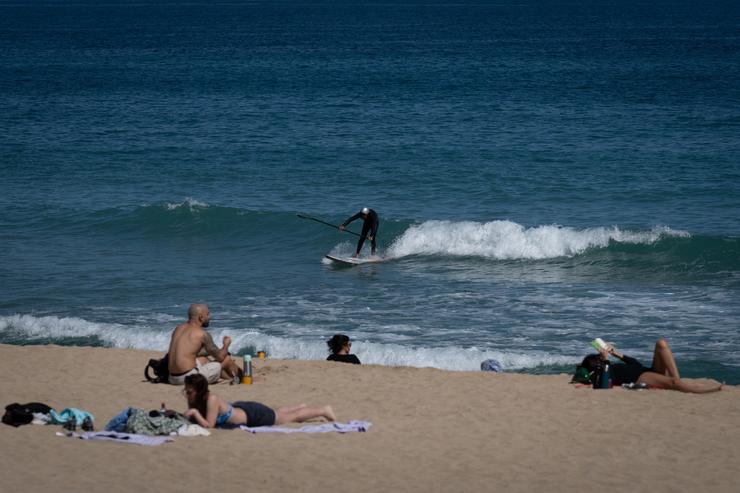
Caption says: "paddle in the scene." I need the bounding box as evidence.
[296,214,361,237]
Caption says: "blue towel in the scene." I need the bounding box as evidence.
[49,407,94,426]
[105,407,133,432]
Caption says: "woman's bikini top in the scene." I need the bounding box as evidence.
[215,404,233,426]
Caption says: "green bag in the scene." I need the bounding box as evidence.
[570,365,593,384]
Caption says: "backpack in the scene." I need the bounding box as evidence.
[570,365,595,385]
[144,353,170,383]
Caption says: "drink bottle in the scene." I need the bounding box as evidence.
[591,361,600,389]
[600,363,610,389]
[242,355,253,385]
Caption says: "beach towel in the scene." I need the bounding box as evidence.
[56,431,173,446]
[240,420,372,434]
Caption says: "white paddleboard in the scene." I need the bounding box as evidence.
[325,254,385,265]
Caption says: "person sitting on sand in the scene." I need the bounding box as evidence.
[580,338,722,393]
[166,303,241,385]
[182,374,336,428]
[326,334,361,364]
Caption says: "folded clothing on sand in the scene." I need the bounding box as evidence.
[50,407,94,427]
[3,402,52,427]
[126,408,188,436]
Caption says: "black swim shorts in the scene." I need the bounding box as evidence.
[232,401,276,427]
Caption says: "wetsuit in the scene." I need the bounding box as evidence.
[342,208,379,255]
[609,355,652,385]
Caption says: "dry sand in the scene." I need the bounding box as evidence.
[1,343,739,493]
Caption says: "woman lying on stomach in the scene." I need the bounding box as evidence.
[182,373,336,428]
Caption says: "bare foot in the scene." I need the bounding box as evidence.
[324,405,337,422]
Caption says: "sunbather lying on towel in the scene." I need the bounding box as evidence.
[180,373,336,428]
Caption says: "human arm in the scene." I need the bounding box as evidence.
[341,212,363,229]
[184,394,221,428]
[202,331,231,362]
[602,347,642,366]
[184,408,210,428]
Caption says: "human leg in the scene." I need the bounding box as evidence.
[650,338,681,378]
[196,359,223,384]
[220,355,241,380]
[636,372,721,394]
[278,404,307,413]
[274,405,336,425]
[353,224,370,257]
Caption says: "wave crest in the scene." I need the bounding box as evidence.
[387,220,689,260]
[0,314,575,371]
[163,197,209,211]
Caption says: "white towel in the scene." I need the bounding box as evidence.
[57,431,174,446]
[240,420,371,434]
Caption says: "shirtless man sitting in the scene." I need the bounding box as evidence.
[167,304,240,385]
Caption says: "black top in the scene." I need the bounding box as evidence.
[327,354,361,365]
[609,355,651,385]
[342,209,379,238]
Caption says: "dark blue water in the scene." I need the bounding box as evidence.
[2,1,739,382]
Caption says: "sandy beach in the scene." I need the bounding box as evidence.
[1,343,739,493]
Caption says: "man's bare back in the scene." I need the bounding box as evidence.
[168,304,234,381]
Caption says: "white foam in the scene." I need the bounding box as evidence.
[164,197,209,211]
[0,314,171,350]
[0,314,575,371]
[386,220,689,260]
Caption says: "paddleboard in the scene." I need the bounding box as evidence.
[325,254,385,266]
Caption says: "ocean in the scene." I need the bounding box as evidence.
[2,0,739,382]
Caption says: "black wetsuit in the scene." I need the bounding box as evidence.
[609,355,652,385]
[327,354,361,365]
[342,209,379,255]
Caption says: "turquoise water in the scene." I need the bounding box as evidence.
[1,0,739,382]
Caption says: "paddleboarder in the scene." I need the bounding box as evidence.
[340,207,379,258]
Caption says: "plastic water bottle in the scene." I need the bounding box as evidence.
[242,355,253,385]
[600,363,610,389]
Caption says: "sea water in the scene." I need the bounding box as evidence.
[2,0,739,382]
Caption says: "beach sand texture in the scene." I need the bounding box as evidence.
[1,344,739,493]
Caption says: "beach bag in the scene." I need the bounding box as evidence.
[570,365,594,384]
[144,353,170,383]
[125,408,188,436]
[480,359,503,372]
